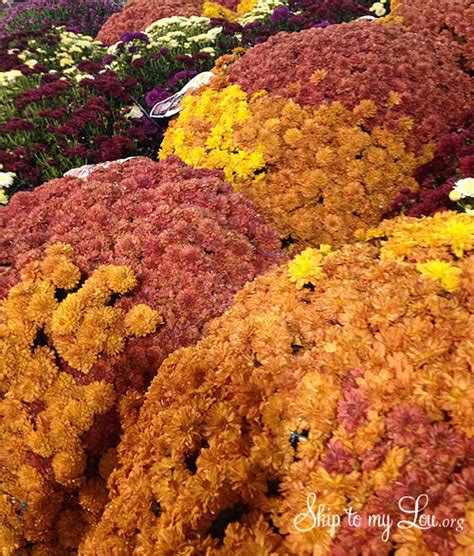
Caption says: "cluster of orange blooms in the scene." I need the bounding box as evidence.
[0,244,161,553]
[162,89,428,246]
[81,212,474,555]
[162,21,473,247]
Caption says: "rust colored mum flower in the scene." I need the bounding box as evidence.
[0,156,282,552]
[81,211,474,554]
[161,22,473,246]
[388,0,474,73]
[225,22,472,149]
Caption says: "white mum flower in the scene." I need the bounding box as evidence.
[206,26,223,38]
[0,171,16,188]
[125,106,143,119]
[369,2,386,16]
[107,43,119,55]
[75,73,93,82]
[449,177,474,201]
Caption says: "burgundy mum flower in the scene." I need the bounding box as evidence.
[322,439,356,474]
[0,118,34,133]
[386,403,430,447]
[145,86,169,107]
[337,388,370,433]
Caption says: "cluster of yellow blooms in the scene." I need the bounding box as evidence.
[15,29,102,80]
[362,211,474,261]
[80,211,474,554]
[56,30,103,81]
[161,84,266,186]
[416,260,462,293]
[202,0,258,21]
[161,84,430,246]
[361,212,474,293]
[0,244,161,552]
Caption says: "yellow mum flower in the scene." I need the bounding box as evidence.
[288,247,327,289]
[449,189,462,202]
[319,244,332,256]
[416,260,462,293]
[370,1,387,17]
[59,57,73,67]
[202,1,236,20]
[101,265,137,294]
[436,216,474,258]
[386,90,402,108]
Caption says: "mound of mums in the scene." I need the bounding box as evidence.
[0,0,123,38]
[161,18,473,246]
[96,0,219,45]
[0,156,283,553]
[95,0,379,46]
[81,211,474,555]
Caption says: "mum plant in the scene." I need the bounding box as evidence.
[0,17,237,198]
[388,0,474,73]
[161,20,473,246]
[81,211,474,554]
[0,156,282,552]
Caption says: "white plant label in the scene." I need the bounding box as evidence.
[150,71,214,118]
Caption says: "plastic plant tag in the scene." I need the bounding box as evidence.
[64,157,138,179]
[150,71,215,119]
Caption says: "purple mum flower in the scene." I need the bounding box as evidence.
[269,5,291,22]
[145,86,169,108]
[119,31,149,44]
[167,70,197,90]
[102,54,116,65]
